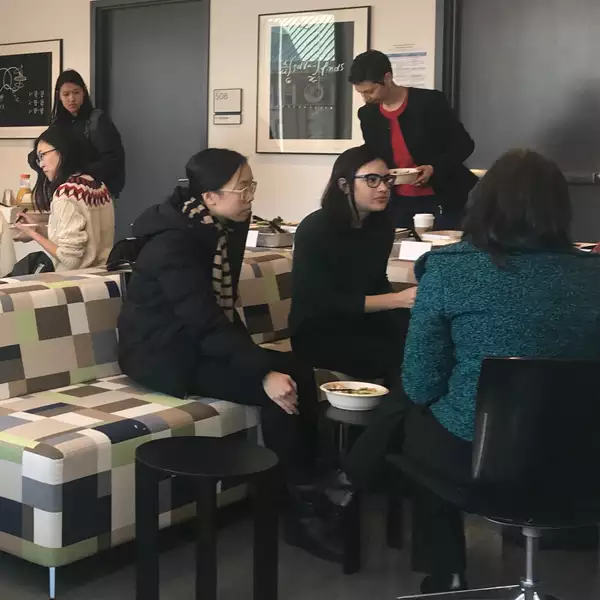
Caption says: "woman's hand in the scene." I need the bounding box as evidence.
[262,371,299,415]
[15,211,36,225]
[365,288,418,312]
[13,213,41,240]
[413,165,434,186]
[394,287,418,309]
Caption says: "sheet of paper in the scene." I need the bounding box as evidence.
[398,241,432,261]
[246,230,259,247]
[387,51,428,88]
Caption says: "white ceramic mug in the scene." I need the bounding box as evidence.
[413,213,435,234]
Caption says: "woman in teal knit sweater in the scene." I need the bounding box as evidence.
[338,149,600,594]
[401,149,600,592]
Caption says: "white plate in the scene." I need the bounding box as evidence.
[320,381,389,411]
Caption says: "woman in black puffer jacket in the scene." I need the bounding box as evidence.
[118,148,341,563]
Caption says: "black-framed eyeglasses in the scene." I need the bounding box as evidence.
[36,148,58,166]
[354,174,396,189]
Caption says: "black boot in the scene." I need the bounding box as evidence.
[283,484,343,563]
[291,470,356,520]
[420,573,468,594]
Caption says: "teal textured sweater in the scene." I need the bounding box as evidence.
[402,241,600,441]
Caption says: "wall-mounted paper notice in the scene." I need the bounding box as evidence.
[387,51,428,88]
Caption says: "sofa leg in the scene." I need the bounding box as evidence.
[49,567,56,599]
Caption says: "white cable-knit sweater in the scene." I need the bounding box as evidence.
[48,174,115,271]
[0,211,16,276]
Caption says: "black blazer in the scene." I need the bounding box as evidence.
[358,88,478,210]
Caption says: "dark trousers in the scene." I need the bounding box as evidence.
[190,349,319,482]
[404,408,471,575]
[346,397,471,575]
[389,192,464,230]
[291,310,410,386]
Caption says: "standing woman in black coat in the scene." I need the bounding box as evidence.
[118,149,341,563]
[349,50,478,229]
[28,70,125,198]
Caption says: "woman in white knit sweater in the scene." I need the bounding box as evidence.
[14,126,115,271]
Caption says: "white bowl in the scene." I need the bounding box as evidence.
[390,168,420,185]
[320,381,389,411]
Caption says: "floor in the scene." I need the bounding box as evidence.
[0,498,598,600]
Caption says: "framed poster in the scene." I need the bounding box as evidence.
[0,39,63,139]
[257,7,370,154]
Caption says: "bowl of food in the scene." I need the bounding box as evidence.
[389,168,420,185]
[320,381,389,411]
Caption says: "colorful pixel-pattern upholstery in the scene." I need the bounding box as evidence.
[0,374,259,567]
[0,275,123,401]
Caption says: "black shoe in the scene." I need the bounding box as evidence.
[420,574,467,594]
[289,471,356,519]
[283,511,344,563]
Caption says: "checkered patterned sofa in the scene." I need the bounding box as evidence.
[0,251,304,577]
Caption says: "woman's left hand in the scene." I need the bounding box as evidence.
[13,220,40,240]
[413,165,434,186]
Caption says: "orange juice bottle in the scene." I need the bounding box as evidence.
[15,174,32,206]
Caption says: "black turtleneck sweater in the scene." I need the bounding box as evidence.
[289,208,395,336]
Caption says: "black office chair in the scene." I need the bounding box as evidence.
[388,357,600,600]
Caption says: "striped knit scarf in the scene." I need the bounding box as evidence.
[182,197,234,321]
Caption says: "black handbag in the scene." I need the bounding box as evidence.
[9,251,55,276]
[106,236,148,271]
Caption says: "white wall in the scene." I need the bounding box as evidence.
[0,0,437,222]
[0,0,91,191]
[209,0,438,221]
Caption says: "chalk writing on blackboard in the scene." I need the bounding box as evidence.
[0,66,28,94]
[0,52,52,128]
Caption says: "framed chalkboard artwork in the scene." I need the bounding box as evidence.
[0,39,62,139]
[257,7,370,154]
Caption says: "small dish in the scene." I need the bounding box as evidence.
[389,168,420,185]
[320,381,389,411]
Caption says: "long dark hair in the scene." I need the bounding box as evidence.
[51,70,94,124]
[463,149,572,266]
[32,126,86,211]
[171,148,247,212]
[321,145,388,227]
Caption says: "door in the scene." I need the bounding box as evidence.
[455,0,600,241]
[93,0,209,239]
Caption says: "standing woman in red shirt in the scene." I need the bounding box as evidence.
[349,50,478,229]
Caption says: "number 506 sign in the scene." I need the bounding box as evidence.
[213,88,242,114]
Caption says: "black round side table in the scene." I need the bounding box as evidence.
[135,437,279,600]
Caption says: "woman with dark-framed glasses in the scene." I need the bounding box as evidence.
[290,145,415,384]
[14,125,114,271]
